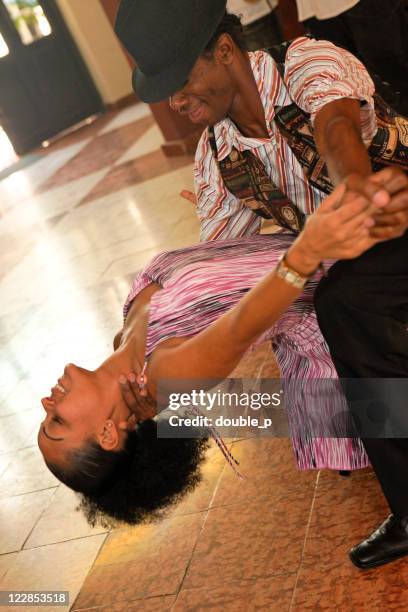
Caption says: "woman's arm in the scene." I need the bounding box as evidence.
[146,180,388,397]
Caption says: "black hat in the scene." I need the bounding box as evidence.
[115,0,227,103]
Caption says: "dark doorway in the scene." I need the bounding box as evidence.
[0,0,103,154]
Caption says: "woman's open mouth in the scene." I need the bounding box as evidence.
[50,382,67,399]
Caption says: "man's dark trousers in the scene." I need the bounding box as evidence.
[315,231,408,517]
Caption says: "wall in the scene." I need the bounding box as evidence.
[56,0,133,105]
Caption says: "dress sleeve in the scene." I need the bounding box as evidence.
[285,36,377,145]
[194,131,261,242]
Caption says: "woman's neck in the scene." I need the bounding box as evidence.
[97,340,140,381]
[118,282,162,374]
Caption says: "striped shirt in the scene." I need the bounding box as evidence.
[195,36,376,242]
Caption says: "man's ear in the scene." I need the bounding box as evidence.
[214,33,235,65]
[98,420,121,451]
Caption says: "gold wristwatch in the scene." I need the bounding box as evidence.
[275,253,316,289]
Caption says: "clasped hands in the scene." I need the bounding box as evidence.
[344,167,408,241]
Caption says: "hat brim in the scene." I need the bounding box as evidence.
[133,50,197,103]
[132,2,226,103]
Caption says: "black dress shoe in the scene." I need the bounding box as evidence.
[350,515,408,569]
[338,470,351,477]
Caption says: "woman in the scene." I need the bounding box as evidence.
[38,174,395,526]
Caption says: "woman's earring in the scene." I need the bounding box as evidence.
[136,362,148,396]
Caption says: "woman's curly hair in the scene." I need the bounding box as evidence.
[45,419,209,528]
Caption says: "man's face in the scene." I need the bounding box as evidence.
[169,43,236,127]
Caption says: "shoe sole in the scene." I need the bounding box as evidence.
[349,549,408,570]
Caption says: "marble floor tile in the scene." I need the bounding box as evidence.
[298,472,388,571]
[0,378,53,417]
[99,103,152,134]
[52,162,195,238]
[0,168,195,302]
[0,210,66,245]
[0,170,197,315]
[101,246,173,282]
[173,574,297,611]
[288,470,404,606]
[35,111,116,153]
[0,455,11,480]
[79,150,192,206]
[99,220,200,282]
[115,124,165,165]
[183,488,315,590]
[0,534,106,611]
[212,438,317,510]
[1,170,107,224]
[292,556,408,611]
[72,594,176,612]
[0,140,90,210]
[25,485,109,548]
[0,246,33,284]
[0,552,17,582]
[39,117,155,192]
[74,512,207,609]
[0,488,55,554]
[0,445,58,499]
[0,409,42,455]
[0,356,25,403]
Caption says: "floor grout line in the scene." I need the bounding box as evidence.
[170,460,228,610]
[289,470,320,612]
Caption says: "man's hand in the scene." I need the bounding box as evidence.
[344,167,408,242]
[344,172,390,210]
[368,168,408,239]
[180,189,197,205]
[344,168,408,241]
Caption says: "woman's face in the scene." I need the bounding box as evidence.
[38,363,129,468]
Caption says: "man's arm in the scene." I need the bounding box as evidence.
[314,100,408,239]
[313,98,389,206]
[286,37,408,238]
[314,98,372,184]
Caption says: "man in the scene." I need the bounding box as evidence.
[115,0,408,568]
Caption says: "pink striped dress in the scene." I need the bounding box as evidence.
[123,233,369,471]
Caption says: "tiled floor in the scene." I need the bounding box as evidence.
[0,102,406,611]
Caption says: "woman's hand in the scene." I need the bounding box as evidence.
[117,373,155,432]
